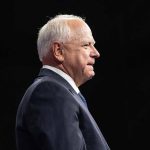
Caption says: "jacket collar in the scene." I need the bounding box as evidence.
[37,68,77,96]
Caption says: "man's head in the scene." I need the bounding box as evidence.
[37,14,100,86]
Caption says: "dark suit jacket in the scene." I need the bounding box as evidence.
[16,68,110,150]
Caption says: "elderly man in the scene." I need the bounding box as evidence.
[16,14,110,150]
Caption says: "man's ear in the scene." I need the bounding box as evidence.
[52,42,64,62]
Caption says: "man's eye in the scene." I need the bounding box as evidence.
[83,43,90,47]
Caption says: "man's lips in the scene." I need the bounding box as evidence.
[87,64,94,70]
[87,61,95,66]
[87,60,95,70]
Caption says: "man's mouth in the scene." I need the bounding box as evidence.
[87,64,94,70]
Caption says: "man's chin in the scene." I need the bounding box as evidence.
[87,71,95,80]
[80,73,95,86]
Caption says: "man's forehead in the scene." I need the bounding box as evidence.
[78,36,95,43]
[69,21,95,43]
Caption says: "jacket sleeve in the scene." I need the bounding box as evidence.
[23,81,87,150]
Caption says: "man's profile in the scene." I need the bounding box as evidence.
[15,14,110,150]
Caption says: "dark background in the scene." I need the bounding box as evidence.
[1,0,150,150]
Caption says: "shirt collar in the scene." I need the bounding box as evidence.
[42,65,80,94]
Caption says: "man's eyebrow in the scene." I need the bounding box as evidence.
[81,39,95,43]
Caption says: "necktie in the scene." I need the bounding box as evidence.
[78,92,88,108]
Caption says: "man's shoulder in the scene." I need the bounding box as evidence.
[28,76,65,92]
[20,76,72,106]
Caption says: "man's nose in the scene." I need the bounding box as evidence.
[91,46,100,58]
[95,48,100,58]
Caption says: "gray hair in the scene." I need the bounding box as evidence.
[37,14,87,61]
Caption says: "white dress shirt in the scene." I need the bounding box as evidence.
[42,65,80,94]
